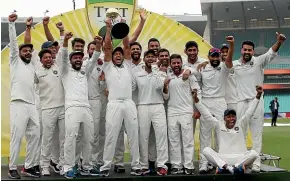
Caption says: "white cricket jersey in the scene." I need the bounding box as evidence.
[88,64,104,100]
[60,47,100,109]
[103,60,133,101]
[234,49,277,101]
[131,60,145,104]
[35,64,65,110]
[225,61,239,104]
[132,69,164,105]
[195,98,259,154]
[167,71,201,116]
[198,62,230,98]
[8,22,36,104]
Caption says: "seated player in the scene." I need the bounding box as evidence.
[192,86,263,174]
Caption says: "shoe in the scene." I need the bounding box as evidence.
[165,163,172,174]
[185,168,194,175]
[252,164,260,173]
[170,168,183,174]
[64,170,76,179]
[199,163,209,174]
[89,168,100,176]
[149,161,156,173]
[34,165,40,175]
[141,168,150,175]
[21,167,40,177]
[59,167,65,176]
[73,164,79,175]
[41,167,50,176]
[50,160,60,173]
[130,169,142,176]
[114,165,125,173]
[234,165,245,174]
[80,167,90,176]
[216,167,232,174]
[157,167,168,176]
[100,170,110,177]
[8,169,21,179]
[208,163,215,170]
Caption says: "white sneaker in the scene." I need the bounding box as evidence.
[251,164,260,173]
[199,163,208,174]
[59,166,65,176]
[42,167,50,176]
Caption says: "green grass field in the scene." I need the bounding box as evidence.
[2,119,290,171]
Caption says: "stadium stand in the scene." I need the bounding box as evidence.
[264,93,290,113]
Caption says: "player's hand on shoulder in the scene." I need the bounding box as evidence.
[197,61,209,72]
[182,69,191,80]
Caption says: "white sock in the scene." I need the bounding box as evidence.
[226,166,234,174]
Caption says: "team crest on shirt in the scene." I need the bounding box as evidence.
[97,67,101,72]
[142,65,145,69]
[250,62,254,66]
[234,127,239,131]
[230,69,234,74]
[81,70,86,75]
[53,70,58,74]
[217,67,221,71]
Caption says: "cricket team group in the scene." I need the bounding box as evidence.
[6,11,287,179]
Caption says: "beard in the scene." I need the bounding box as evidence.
[243,53,252,62]
[210,60,220,68]
[131,53,141,61]
[20,55,31,64]
[172,66,182,75]
[72,64,81,71]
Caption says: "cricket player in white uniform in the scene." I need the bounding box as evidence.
[193,86,263,174]
[132,49,168,176]
[34,49,65,176]
[163,54,201,175]
[234,33,287,172]
[8,13,40,179]
[99,20,141,177]
[197,37,234,174]
[60,32,101,178]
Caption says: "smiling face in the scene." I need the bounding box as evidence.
[170,58,182,75]
[70,54,84,70]
[19,47,32,63]
[158,51,169,67]
[148,41,160,54]
[241,44,254,62]
[131,45,141,61]
[40,52,53,69]
[185,46,198,62]
[224,114,237,129]
[48,45,57,59]
[144,53,157,68]
[113,51,124,66]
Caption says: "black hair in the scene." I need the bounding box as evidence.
[71,38,86,47]
[169,54,182,63]
[148,38,160,46]
[157,48,170,56]
[241,40,255,50]
[87,41,96,50]
[185,41,198,50]
[130,42,142,50]
[38,49,52,59]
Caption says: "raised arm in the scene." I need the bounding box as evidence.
[24,17,33,44]
[85,36,102,75]
[42,16,54,42]
[192,89,218,124]
[239,86,263,123]
[56,22,65,47]
[60,32,73,74]
[257,32,286,67]
[163,78,171,100]
[129,9,147,44]
[8,13,19,66]
[123,35,131,61]
[224,36,234,68]
[104,18,113,62]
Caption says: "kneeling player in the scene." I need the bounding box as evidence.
[192,86,263,174]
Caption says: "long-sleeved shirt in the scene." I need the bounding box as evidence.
[225,61,239,104]
[9,22,36,104]
[103,60,133,101]
[88,62,105,100]
[132,69,165,105]
[60,47,100,109]
[195,98,260,154]
[233,49,277,101]
[166,71,201,116]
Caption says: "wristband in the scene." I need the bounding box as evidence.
[60,29,65,32]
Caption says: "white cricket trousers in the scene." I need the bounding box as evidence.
[51,127,61,165]
[237,98,264,166]
[40,106,65,168]
[203,147,258,168]
[138,104,168,169]
[227,103,237,111]
[63,106,94,172]
[100,100,141,171]
[168,113,194,169]
[35,106,42,167]
[199,97,227,165]
[9,101,40,170]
